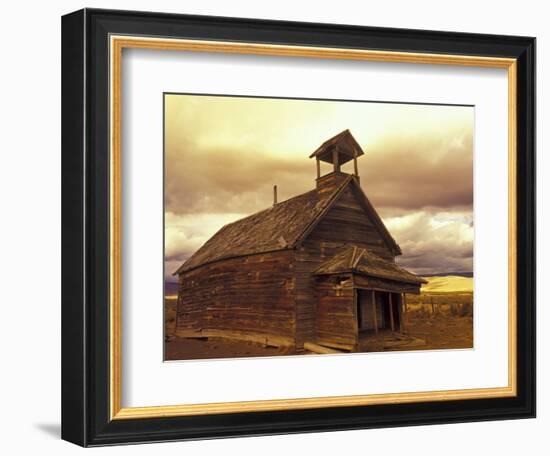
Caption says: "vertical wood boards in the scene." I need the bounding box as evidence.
[315,275,356,349]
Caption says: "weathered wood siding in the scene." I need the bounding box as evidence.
[311,185,394,261]
[176,250,296,345]
[315,275,357,349]
[294,185,395,347]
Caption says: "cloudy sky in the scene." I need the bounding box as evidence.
[165,94,473,280]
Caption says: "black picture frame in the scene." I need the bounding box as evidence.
[62,8,536,447]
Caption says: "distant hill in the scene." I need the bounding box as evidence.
[422,275,473,293]
[164,281,179,297]
[420,271,473,278]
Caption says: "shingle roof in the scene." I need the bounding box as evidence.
[314,245,427,285]
[175,177,352,274]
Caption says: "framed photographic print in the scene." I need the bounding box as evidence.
[61,8,536,446]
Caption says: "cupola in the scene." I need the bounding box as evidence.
[309,129,364,193]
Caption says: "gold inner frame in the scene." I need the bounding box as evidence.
[109,35,517,420]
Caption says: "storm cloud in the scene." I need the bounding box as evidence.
[165,94,474,278]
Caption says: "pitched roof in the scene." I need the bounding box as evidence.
[175,177,352,274]
[314,245,427,285]
[175,174,402,275]
[309,129,365,165]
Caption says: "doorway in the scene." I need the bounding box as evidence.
[357,290,399,332]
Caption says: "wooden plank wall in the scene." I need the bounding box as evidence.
[176,250,296,344]
[315,275,357,349]
[315,186,395,261]
[294,185,395,347]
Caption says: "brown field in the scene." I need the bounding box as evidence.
[164,291,473,361]
[400,291,473,350]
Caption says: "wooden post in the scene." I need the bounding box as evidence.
[316,158,320,178]
[431,296,435,314]
[371,290,378,334]
[353,148,358,176]
[401,293,407,331]
[389,293,395,332]
[273,185,277,205]
[333,148,340,173]
[173,286,180,337]
[354,289,359,342]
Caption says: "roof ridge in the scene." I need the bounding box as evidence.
[219,188,318,229]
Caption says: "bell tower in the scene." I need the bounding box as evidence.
[309,129,364,193]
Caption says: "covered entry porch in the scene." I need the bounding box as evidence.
[352,272,424,345]
[313,246,427,351]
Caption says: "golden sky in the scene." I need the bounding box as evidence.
[165,94,473,280]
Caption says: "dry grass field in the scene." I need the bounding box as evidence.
[401,292,473,350]
[164,297,177,337]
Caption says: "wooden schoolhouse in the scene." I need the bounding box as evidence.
[174,130,426,352]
